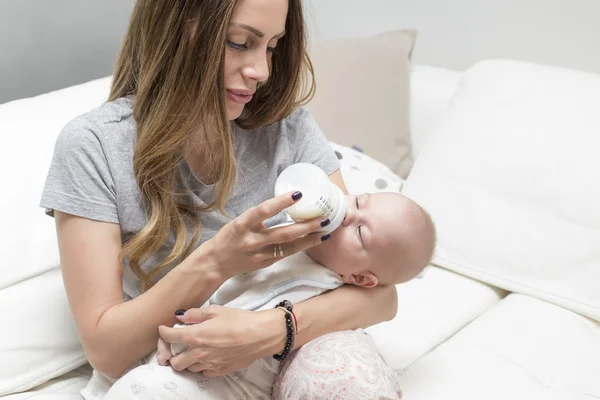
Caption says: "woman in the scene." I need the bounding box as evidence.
[40,0,401,398]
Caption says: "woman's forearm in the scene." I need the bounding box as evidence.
[292,284,398,349]
[90,252,224,379]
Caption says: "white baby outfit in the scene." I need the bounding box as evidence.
[83,252,345,399]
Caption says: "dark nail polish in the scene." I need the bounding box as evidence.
[320,219,331,228]
[175,309,187,316]
[321,234,332,242]
[292,191,303,201]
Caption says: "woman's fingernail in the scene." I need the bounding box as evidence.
[175,309,187,316]
[321,234,332,242]
[292,191,303,201]
[320,219,331,228]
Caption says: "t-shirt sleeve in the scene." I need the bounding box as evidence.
[40,117,119,223]
[286,108,340,175]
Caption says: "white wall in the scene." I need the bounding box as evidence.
[2,0,598,103]
[307,0,600,74]
[0,0,134,104]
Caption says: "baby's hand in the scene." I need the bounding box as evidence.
[157,337,174,366]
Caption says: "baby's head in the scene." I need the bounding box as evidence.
[307,192,435,287]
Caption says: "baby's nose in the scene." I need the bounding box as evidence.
[342,205,356,226]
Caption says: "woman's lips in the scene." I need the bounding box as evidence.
[226,89,254,104]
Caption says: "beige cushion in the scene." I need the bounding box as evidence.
[307,30,417,178]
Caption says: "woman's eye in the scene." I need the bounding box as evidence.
[227,40,248,50]
[355,196,360,209]
[227,39,276,54]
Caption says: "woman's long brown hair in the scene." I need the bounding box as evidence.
[109,0,315,292]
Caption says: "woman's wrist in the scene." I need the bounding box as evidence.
[257,308,291,357]
[184,239,229,284]
[258,299,316,355]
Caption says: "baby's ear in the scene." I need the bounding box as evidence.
[342,272,378,288]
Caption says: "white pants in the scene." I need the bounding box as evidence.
[93,330,401,400]
[99,357,277,400]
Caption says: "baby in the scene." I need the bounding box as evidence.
[157,192,435,363]
[307,191,436,288]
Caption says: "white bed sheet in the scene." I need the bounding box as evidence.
[367,266,507,371]
[398,294,600,399]
[4,366,91,400]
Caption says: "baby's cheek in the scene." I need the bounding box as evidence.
[325,234,355,272]
[336,229,353,248]
[331,229,356,255]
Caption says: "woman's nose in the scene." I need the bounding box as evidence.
[244,51,270,83]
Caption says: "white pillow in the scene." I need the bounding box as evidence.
[409,65,462,161]
[0,77,111,290]
[403,59,600,321]
[329,142,405,195]
[0,268,87,396]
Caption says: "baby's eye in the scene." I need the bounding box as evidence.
[355,196,360,209]
[357,225,363,245]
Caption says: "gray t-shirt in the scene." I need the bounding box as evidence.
[40,97,339,299]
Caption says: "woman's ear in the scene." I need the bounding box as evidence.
[342,272,378,288]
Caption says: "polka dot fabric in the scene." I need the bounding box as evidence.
[330,142,405,195]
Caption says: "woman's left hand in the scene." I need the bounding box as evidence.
[158,305,284,376]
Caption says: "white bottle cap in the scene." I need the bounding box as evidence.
[321,185,346,233]
[274,163,347,233]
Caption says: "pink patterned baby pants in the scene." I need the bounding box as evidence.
[274,330,402,400]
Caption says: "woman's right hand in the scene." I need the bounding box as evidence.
[198,191,331,278]
[159,305,286,376]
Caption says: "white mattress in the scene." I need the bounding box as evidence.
[366,265,506,371]
[4,366,91,399]
[398,294,600,399]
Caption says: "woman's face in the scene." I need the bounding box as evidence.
[224,0,288,120]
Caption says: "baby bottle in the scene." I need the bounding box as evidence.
[274,163,347,233]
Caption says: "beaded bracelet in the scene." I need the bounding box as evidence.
[273,300,296,361]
